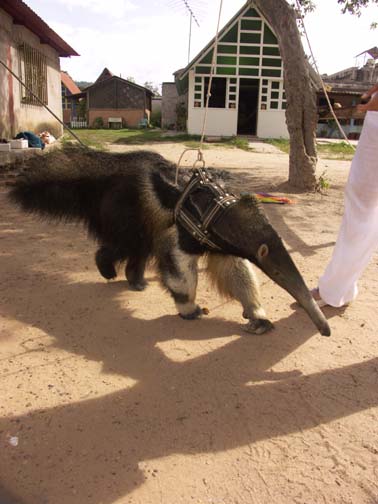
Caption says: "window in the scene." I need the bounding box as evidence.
[18,43,48,105]
[203,77,227,108]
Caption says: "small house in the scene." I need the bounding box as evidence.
[317,52,378,139]
[61,71,81,125]
[0,0,78,139]
[168,1,288,138]
[73,68,154,128]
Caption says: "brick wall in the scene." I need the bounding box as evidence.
[88,109,146,128]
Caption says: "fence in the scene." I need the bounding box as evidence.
[70,119,87,129]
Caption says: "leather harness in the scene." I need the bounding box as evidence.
[174,168,239,251]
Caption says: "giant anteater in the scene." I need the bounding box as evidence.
[8,148,330,336]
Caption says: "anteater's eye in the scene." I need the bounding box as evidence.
[257,243,269,260]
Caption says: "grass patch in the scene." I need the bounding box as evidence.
[263,138,290,154]
[63,129,203,149]
[63,129,252,152]
[264,138,354,160]
[317,141,355,159]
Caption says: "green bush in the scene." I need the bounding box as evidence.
[92,117,104,129]
[150,110,161,128]
[175,102,187,131]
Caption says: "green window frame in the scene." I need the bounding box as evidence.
[239,45,260,55]
[216,67,237,75]
[199,51,213,64]
[217,56,237,65]
[239,67,259,76]
[243,7,259,17]
[195,66,211,74]
[264,25,278,44]
[262,58,282,68]
[239,56,259,66]
[240,32,261,44]
[240,19,262,31]
[218,44,237,54]
[262,69,281,77]
[263,46,280,56]
[220,24,238,43]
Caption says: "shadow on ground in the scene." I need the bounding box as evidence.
[0,194,377,504]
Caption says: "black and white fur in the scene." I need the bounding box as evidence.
[8,148,331,336]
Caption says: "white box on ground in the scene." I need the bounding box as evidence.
[10,139,28,149]
[0,143,11,152]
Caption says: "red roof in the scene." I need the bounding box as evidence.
[61,71,81,94]
[0,0,78,57]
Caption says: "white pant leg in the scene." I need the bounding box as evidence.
[319,111,378,307]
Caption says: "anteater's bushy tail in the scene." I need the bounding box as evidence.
[8,174,106,226]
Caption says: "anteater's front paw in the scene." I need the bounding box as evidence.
[244,318,274,335]
[179,305,205,320]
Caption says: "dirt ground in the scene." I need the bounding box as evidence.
[0,142,377,504]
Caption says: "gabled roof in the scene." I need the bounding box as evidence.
[61,71,81,94]
[176,0,321,91]
[177,1,252,81]
[95,67,113,83]
[81,68,154,96]
[355,47,378,60]
[0,0,78,57]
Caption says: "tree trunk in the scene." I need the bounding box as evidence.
[253,0,318,190]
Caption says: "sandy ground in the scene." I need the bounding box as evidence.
[0,142,378,504]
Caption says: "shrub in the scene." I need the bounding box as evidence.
[150,110,161,128]
[175,102,187,131]
[92,117,104,129]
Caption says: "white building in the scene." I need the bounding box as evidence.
[0,0,78,139]
[174,1,288,139]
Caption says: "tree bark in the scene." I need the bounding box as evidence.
[253,0,318,190]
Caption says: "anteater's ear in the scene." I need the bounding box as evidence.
[239,193,260,209]
[257,243,269,261]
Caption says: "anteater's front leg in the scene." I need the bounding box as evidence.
[158,246,203,320]
[206,254,274,334]
[126,255,148,291]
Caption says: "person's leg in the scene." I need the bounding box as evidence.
[318,112,378,307]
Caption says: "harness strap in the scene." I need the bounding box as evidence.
[174,168,239,251]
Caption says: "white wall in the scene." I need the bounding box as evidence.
[257,110,288,139]
[187,69,238,137]
[188,108,238,137]
[0,7,63,139]
[186,69,290,139]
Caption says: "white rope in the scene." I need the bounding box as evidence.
[199,0,224,149]
[295,0,356,150]
[175,0,224,185]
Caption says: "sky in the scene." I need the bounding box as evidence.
[25,0,377,87]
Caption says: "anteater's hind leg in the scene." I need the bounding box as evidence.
[95,245,119,280]
[206,254,274,334]
[125,255,148,291]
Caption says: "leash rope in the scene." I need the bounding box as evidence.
[175,0,224,185]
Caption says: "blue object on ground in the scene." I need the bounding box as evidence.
[15,131,45,150]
